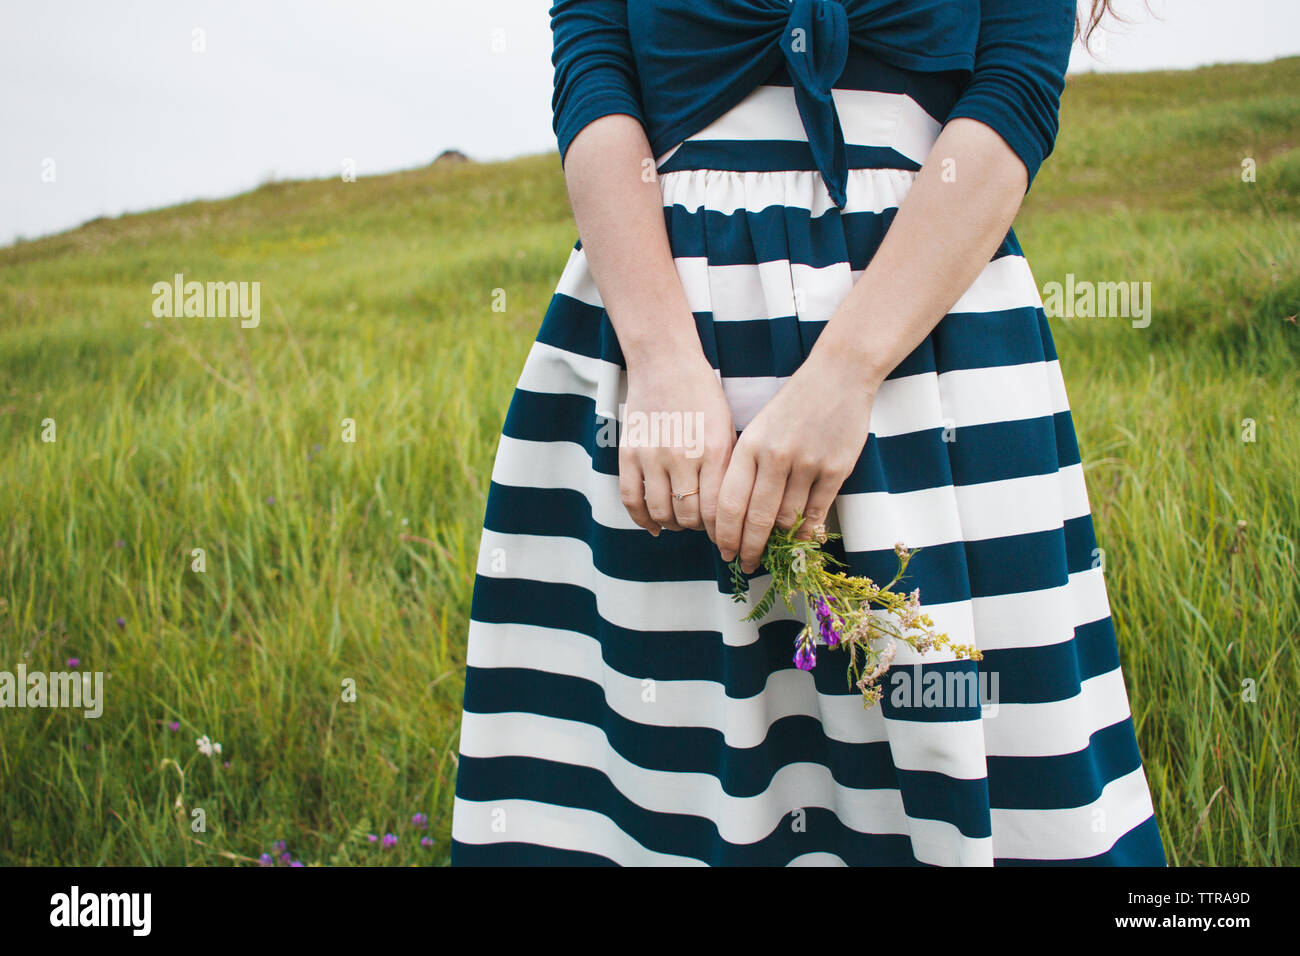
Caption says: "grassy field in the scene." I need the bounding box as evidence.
[1,56,1297,867]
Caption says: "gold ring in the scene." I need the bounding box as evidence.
[672,489,699,501]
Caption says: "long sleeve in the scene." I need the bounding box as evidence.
[944,0,1076,190]
[550,0,646,166]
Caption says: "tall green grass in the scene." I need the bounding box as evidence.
[1,57,1297,866]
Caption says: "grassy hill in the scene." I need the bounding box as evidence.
[1,56,1297,867]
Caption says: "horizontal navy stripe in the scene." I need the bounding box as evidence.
[975,616,1124,705]
[662,202,897,271]
[895,767,992,838]
[658,200,1020,270]
[501,388,1079,496]
[450,840,617,866]
[471,573,1121,708]
[986,718,1145,811]
[471,575,804,693]
[659,140,922,176]
[483,478,1103,602]
[456,675,1144,817]
[536,292,1056,378]
[451,811,1167,866]
[454,759,930,865]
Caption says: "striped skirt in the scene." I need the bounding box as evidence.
[450,64,1167,866]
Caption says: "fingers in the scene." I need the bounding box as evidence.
[666,459,702,530]
[643,467,683,532]
[715,444,756,563]
[737,453,788,573]
[697,438,731,543]
[618,451,660,536]
[775,464,816,533]
[794,475,839,540]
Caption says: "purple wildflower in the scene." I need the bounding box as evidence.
[258,853,273,867]
[794,640,816,671]
[115,616,126,629]
[289,860,304,867]
[280,851,291,863]
[265,495,276,505]
[272,839,286,853]
[420,837,434,848]
[66,657,79,668]
[382,833,398,848]
[167,721,180,732]
[823,616,842,647]
[815,596,841,647]
[411,813,428,828]
[367,833,379,843]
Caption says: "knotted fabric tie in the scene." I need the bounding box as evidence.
[781,0,851,209]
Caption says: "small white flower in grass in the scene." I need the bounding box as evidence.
[196,735,223,757]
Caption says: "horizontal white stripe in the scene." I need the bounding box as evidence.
[719,375,786,431]
[476,524,793,640]
[465,619,893,749]
[454,707,1154,863]
[475,516,1115,652]
[714,356,1067,432]
[518,335,1067,436]
[991,765,1157,861]
[557,245,1042,330]
[951,254,1047,314]
[655,85,943,166]
[787,852,848,866]
[452,796,705,866]
[984,667,1138,758]
[552,245,600,307]
[463,615,1135,761]
[659,165,916,219]
[456,710,911,845]
[452,793,990,867]
[836,463,1092,550]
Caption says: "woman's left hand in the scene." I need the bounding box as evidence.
[715,349,880,572]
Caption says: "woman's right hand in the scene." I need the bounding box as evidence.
[618,347,736,542]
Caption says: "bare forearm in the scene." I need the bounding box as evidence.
[812,117,1029,386]
[562,114,703,370]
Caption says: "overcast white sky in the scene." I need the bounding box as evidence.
[2,0,1298,247]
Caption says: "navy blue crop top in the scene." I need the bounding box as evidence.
[549,0,1077,207]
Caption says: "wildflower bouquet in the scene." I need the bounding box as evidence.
[728,515,981,708]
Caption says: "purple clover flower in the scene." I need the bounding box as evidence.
[382,833,397,848]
